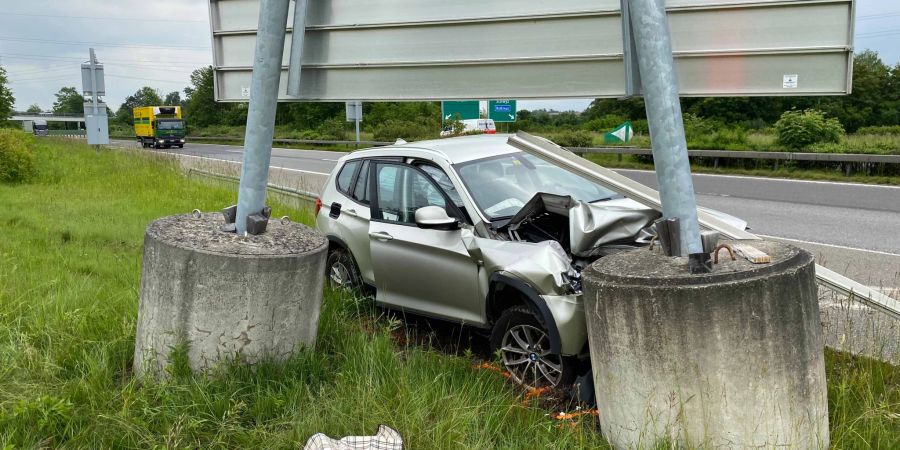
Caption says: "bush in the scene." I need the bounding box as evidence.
[372,119,434,142]
[855,125,900,136]
[0,129,36,184]
[316,117,348,141]
[548,130,594,148]
[774,109,844,149]
[582,114,627,132]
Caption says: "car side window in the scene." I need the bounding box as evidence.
[336,160,360,194]
[374,164,446,224]
[418,164,463,207]
[352,160,370,204]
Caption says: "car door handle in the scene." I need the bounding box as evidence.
[345,208,357,216]
[369,231,394,241]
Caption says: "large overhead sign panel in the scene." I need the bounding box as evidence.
[209,0,856,102]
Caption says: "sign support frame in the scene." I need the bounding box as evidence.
[235,0,292,234]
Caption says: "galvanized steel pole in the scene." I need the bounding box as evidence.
[235,0,291,234]
[286,0,308,97]
[627,0,703,257]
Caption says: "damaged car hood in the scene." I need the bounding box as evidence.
[499,192,746,258]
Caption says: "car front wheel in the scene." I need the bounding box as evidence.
[490,306,576,388]
[325,248,361,291]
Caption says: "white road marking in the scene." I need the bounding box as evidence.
[171,152,331,176]
[758,234,900,258]
[614,168,900,190]
[274,167,330,176]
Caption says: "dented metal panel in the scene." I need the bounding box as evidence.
[209,0,855,101]
[508,132,900,320]
[508,132,760,241]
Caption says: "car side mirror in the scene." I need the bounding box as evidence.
[415,206,459,231]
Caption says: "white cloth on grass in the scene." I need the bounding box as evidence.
[303,425,403,450]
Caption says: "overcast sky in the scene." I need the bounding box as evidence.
[2,0,898,113]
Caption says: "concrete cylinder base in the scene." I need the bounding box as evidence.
[134,213,328,377]
[583,240,828,449]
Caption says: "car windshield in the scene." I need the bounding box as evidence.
[456,152,619,220]
[158,120,184,130]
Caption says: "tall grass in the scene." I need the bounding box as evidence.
[0,138,896,448]
[0,139,605,448]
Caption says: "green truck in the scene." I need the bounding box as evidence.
[134,106,186,148]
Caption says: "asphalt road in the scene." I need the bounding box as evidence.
[126,140,900,287]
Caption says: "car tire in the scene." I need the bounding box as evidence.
[178,144,184,149]
[325,248,361,291]
[490,305,577,388]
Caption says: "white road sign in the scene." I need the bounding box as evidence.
[208,0,856,102]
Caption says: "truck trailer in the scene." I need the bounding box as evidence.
[134,106,186,148]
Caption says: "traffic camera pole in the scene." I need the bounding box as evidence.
[235,0,291,234]
[627,0,706,270]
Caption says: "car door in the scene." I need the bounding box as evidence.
[367,161,484,325]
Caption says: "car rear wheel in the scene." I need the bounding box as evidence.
[490,306,576,388]
[325,248,361,291]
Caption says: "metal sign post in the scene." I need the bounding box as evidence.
[81,48,109,146]
[345,100,362,148]
[626,0,706,270]
[234,0,292,234]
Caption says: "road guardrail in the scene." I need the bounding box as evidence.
[568,147,900,164]
[188,136,394,147]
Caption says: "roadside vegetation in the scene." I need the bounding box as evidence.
[0,137,898,448]
[0,138,605,448]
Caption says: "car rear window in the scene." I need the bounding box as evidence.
[352,160,370,203]
[336,160,360,194]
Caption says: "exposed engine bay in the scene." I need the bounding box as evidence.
[495,193,659,265]
[464,193,661,296]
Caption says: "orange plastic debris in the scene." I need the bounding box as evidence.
[522,386,552,404]
[553,409,599,421]
[472,362,511,379]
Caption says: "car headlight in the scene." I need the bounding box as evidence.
[158,140,164,143]
[180,139,185,143]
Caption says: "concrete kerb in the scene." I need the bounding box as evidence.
[134,213,328,377]
[583,240,829,449]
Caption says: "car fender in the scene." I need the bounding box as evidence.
[488,272,563,354]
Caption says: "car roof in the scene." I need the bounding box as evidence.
[346,134,518,164]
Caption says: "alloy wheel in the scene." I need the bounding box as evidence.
[329,262,350,288]
[500,324,564,387]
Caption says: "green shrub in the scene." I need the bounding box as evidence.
[548,130,594,148]
[774,109,844,149]
[855,125,900,136]
[372,119,434,142]
[631,119,649,135]
[0,129,36,183]
[582,115,627,132]
[316,117,348,140]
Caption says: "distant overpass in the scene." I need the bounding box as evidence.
[10,111,85,123]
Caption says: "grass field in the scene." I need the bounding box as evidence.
[0,138,897,448]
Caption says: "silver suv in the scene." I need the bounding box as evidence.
[315,134,747,388]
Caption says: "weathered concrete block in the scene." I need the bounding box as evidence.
[134,213,328,377]
[584,240,828,449]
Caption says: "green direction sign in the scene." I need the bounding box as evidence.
[604,121,633,144]
[488,100,517,122]
[441,101,480,122]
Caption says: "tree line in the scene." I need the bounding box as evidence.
[2,50,897,136]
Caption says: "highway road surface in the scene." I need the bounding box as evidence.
[119,139,900,290]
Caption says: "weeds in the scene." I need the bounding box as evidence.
[0,138,896,448]
[0,139,604,448]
